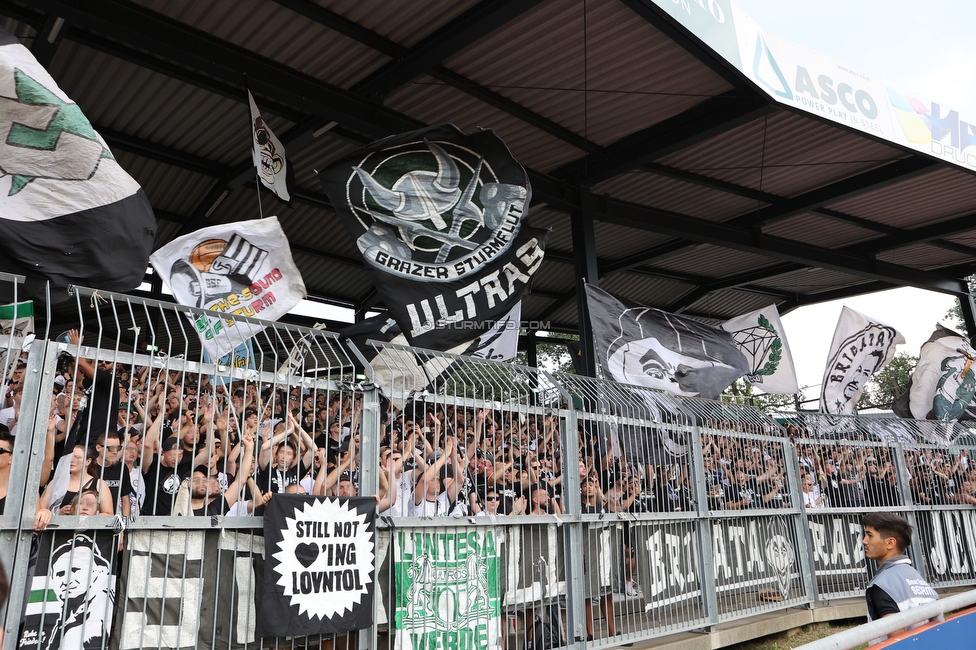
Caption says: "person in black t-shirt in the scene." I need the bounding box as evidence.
[191,434,254,516]
[65,330,121,444]
[91,431,132,516]
[143,436,187,516]
[724,470,760,509]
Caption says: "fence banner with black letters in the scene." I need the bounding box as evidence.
[710,516,803,602]
[318,123,547,351]
[258,494,376,637]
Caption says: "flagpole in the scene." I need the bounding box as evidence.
[255,167,264,219]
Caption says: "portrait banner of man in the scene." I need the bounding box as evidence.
[19,532,117,650]
[820,306,904,415]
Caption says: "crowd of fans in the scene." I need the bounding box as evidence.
[3,333,976,531]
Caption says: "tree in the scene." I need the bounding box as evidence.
[944,275,976,333]
[856,352,917,410]
[517,332,578,374]
[721,379,805,412]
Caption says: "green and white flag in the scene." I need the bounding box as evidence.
[393,528,502,650]
[722,304,798,394]
[0,28,155,303]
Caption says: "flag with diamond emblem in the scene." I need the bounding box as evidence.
[722,304,798,394]
[0,28,155,304]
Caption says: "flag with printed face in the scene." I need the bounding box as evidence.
[0,28,155,304]
[722,304,798,394]
[318,124,546,351]
[149,216,306,359]
[586,285,749,400]
[248,90,291,202]
[820,306,904,414]
[893,323,976,421]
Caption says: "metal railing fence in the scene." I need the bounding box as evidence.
[2,286,976,650]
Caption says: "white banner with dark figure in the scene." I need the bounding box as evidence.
[248,90,292,202]
[20,532,118,650]
[149,216,306,359]
[893,323,976,421]
[820,306,904,415]
[318,123,546,351]
[585,284,749,400]
[258,495,376,638]
[722,304,798,394]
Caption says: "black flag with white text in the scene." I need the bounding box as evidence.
[258,495,376,638]
[318,124,546,350]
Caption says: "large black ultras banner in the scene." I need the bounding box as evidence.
[318,124,547,351]
[258,495,376,637]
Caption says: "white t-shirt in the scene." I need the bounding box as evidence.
[381,472,416,517]
[412,492,451,518]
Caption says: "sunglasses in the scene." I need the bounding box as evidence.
[100,445,123,452]
[0,448,12,455]
[485,496,499,501]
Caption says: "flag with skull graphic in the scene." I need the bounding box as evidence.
[248,90,291,202]
[318,124,547,351]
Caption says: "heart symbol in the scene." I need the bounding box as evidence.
[295,542,319,568]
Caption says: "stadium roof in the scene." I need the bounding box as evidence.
[8,0,976,340]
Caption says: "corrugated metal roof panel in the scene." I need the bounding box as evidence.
[291,135,363,188]
[292,253,374,302]
[762,212,884,249]
[384,74,583,172]
[132,0,390,88]
[761,268,873,294]
[48,41,282,167]
[320,0,481,48]
[655,245,775,277]
[528,208,572,251]
[827,167,976,230]
[593,172,762,221]
[445,0,732,147]
[657,111,906,199]
[876,243,973,269]
[599,273,695,308]
[683,290,779,321]
[113,150,215,217]
[592,221,672,260]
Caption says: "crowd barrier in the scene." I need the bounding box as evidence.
[2,281,976,650]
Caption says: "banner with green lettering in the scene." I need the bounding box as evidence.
[393,527,502,650]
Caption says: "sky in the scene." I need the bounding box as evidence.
[729,0,975,399]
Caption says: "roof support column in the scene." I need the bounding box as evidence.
[572,188,599,377]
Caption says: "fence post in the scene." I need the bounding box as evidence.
[357,382,381,650]
[689,422,719,629]
[783,441,818,604]
[559,406,586,646]
[1,339,54,650]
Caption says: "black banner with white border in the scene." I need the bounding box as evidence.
[258,495,376,637]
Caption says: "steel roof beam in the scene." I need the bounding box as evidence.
[737,156,938,228]
[848,210,976,255]
[778,281,898,315]
[594,196,970,296]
